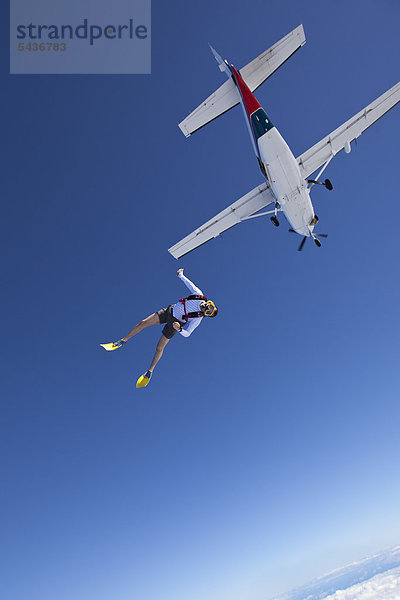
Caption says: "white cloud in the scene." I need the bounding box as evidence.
[323,566,400,600]
[270,545,400,600]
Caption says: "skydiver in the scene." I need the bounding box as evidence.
[100,269,218,387]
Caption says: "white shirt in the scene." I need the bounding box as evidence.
[172,273,205,338]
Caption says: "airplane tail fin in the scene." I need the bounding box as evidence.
[178,24,305,138]
[208,43,231,75]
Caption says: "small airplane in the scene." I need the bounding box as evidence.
[168,25,400,256]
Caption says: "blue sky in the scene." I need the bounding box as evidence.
[2,1,400,600]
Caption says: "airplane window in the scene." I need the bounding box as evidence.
[251,108,273,139]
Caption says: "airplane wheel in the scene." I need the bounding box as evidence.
[314,238,322,247]
[270,216,280,227]
[324,179,333,190]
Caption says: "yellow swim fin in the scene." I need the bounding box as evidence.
[136,371,152,388]
[100,342,122,351]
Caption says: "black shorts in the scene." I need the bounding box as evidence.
[157,305,185,339]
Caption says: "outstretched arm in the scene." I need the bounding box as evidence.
[176,268,203,295]
[178,317,202,338]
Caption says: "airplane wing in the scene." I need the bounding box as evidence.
[296,81,400,180]
[179,25,306,138]
[239,24,305,93]
[178,78,240,138]
[168,183,275,259]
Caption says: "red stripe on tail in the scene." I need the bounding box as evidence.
[231,66,261,117]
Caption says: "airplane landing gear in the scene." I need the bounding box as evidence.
[311,232,328,247]
[270,216,280,227]
[270,202,280,226]
[290,229,327,250]
[307,178,333,190]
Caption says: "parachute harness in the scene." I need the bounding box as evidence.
[179,294,207,324]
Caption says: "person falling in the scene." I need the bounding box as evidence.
[100,269,218,387]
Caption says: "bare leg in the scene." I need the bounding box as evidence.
[147,334,170,373]
[122,312,160,342]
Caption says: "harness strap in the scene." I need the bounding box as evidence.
[186,311,204,319]
[179,295,207,324]
[181,295,207,301]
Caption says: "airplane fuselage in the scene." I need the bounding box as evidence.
[230,65,315,236]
